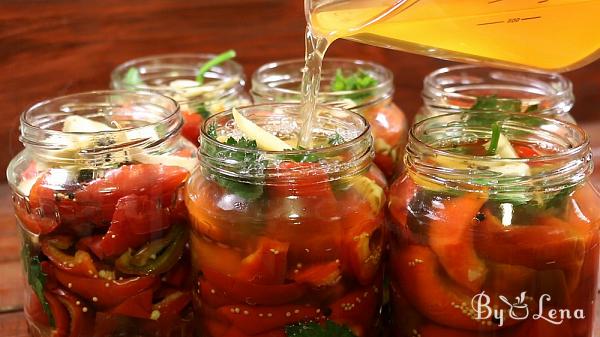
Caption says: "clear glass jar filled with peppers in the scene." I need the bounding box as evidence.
[416,65,575,124]
[7,91,198,337]
[388,112,598,337]
[251,58,408,178]
[186,104,387,337]
[111,51,252,146]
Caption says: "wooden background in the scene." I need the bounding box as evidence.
[1,0,600,180]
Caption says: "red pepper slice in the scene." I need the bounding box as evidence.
[342,201,384,286]
[388,176,418,234]
[291,261,342,287]
[182,110,203,146]
[364,102,406,151]
[475,209,585,270]
[25,288,51,327]
[391,245,515,331]
[152,290,192,319]
[110,288,153,319]
[13,197,59,235]
[513,144,539,158]
[164,256,191,288]
[237,237,289,285]
[51,288,95,337]
[191,234,243,276]
[223,327,287,337]
[416,323,481,337]
[90,194,171,259]
[43,290,70,337]
[41,236,98,277]
[202,268,306,306]
[329,285,381,336]
[50,263,158,308]
[428,193,488,292]
[269,162,334,198]
[217,304,320,335]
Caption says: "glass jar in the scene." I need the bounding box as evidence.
[7,91,198,337]
[251,58,408,178]
[388,112,598,337]
[186,104,386,337]
[111,54,252,146]
[416,65,576,124]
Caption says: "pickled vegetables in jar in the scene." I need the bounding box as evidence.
[186,104,386,337]
[388,112,598,337]
[7,91,198,337]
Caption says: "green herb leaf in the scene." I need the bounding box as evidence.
[331,68,378,100]
[22,244,54,327]
[123,67,143,87]
[487,123,501,156]
[204,133,264,200]
[471,95,522,112]
[286,321,356,337]
[196,50,236,85]
[196,103,210,119]
[328,132,345,146]
[281,146,321,163]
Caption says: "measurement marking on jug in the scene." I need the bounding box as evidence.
[488,0,502,4]
[521,16,542,21]
[538,0,549,3]
[478,20,505,26]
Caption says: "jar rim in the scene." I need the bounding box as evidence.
[422,64,574,115]
[251,58,393,105]
[406,112,592,192]
[19,90,182,157]
[110,53,246,104]
[21,90,180,134]
[199,103,374,183]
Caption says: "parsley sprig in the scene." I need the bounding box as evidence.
[471,95,539,113]
[22,244,54,327]
[123,67,143,87]
[331,69,378,100]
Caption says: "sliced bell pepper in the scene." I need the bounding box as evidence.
[237,237,289,284]
[110,288,153,319]
[329,285,380,335]
[291,261,342,287]
[510,316,574,337]
[475,209,585,270]
[417,323,481,337]
[182,110,203,146]
[202,318,230,337]
[484,263,536,300]
[373,152,396,178]
[342,201,384,286]
[428,193,488,292]
[202,268,306,306]
[41,235,98,277]
[51,288,95,337]
[269,162,335,199]
[72,164,189,225]
[90,194,173,259]
[191,233,243,275]
[152,290,192,319]
[364,102,406,152]
[199,278,237,308]
[223,326,287,337]
[388,176,417,233]
[164,256,191,288]
[115,223,187,275]
[42,290,70,337]
[13,197,59,235]
[217,304,320,335]
[391,245,515,331]
[50,262,158,308]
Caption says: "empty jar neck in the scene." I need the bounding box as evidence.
[199,104,374,184]
[405,112,592,195]
[111,54,247,106]
[20,90,182,166]
[251,58,394,110]
[422,65,574,117]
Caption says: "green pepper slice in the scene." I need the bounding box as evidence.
[115,224,187,275]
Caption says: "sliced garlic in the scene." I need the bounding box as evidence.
[232,108,292,151]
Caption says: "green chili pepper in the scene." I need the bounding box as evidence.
[487,123,501,156]
[115,224,187,275]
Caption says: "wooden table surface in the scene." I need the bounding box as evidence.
[0,122,599,335]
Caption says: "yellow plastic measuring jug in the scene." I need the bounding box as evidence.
[308,0,600,71]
